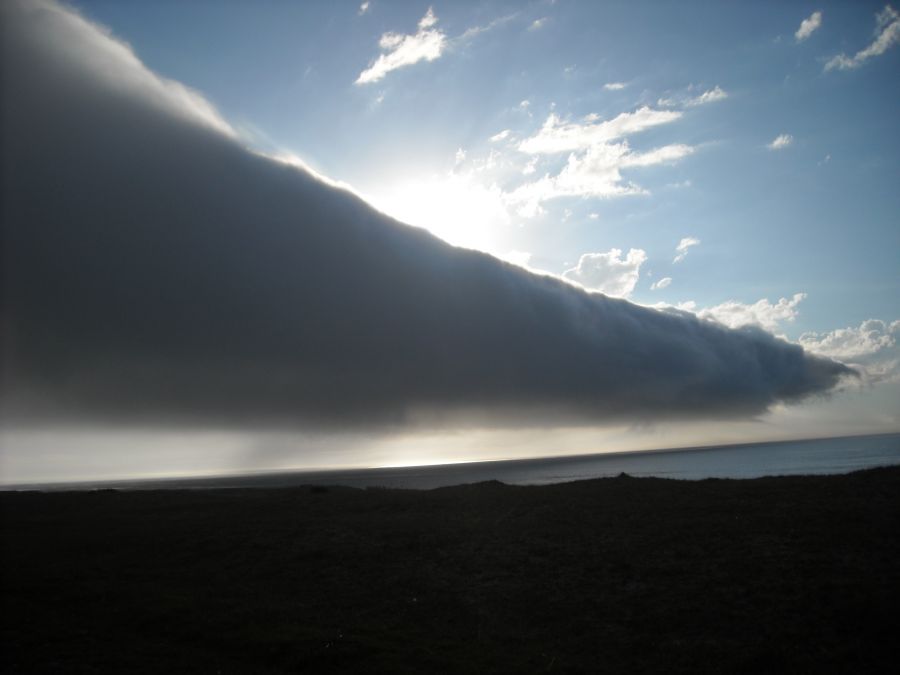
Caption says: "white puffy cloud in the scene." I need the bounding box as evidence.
[673,237,700,263]
[800,319,898,360]
[795,11,823,42]
[471,148,503,172]
[504,106,692,215]
[356,7,446,84]
[651,277,672,290]
[522,157,538,175]
[603,82,627,91]
[418,6,438,29]
[656,297,899,384]
[623,143,694,167]
[799,319,900,384]
[686,86,728,107]
[825,5,899,71]
[652,291,899,387]
[358,2,370,16]
[505,141,693,216]
[562,248,647,297]
[696,294,807,333]
[518,107,681,155]
[549,142,678,193]
[768,133,793,150]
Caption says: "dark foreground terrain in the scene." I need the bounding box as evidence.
[3,468,899,674]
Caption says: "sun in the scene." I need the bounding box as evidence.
[367,173,510,255]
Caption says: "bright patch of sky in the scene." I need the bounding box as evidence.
[68,0,900,439]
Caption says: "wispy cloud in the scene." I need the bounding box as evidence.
[457,12,519,42]
[489,129,511,143]
[603,82,627,91]
[686,86,728,106]
[659,86,728,108]
[356,7,446,84]
[519,107,681,154]
[795,11,822,42]
[506,141,693,216]
[651,277,672,290]
[358,1,370,16]
[504,106,692,215]
[528,17,548,31]
[768,133,793,150]
[562,248,647,297]
[623,143,694,167]
[825,4,899,71]
[673,237,700,263]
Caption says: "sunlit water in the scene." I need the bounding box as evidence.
[10,433,900,492]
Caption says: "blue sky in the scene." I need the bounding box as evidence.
[1,1,898,481]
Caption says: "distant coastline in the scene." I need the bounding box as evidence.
[5,431,899,493]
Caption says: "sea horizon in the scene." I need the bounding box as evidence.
[6,430,899,493]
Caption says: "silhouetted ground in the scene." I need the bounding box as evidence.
[3,467,899,673]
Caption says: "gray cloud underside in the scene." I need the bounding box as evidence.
[0,1,851,430]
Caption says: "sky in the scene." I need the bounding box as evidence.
[1,0,898,483]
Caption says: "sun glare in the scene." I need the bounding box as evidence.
[368,174,510,255]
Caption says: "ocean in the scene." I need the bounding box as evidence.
[9,432,900,492]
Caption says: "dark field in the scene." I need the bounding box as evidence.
[3,468,899,674]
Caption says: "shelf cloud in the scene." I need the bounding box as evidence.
[1,0,853,431]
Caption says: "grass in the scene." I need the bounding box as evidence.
[3,467,899,673]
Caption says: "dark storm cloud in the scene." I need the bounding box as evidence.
[0,0,852,430]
